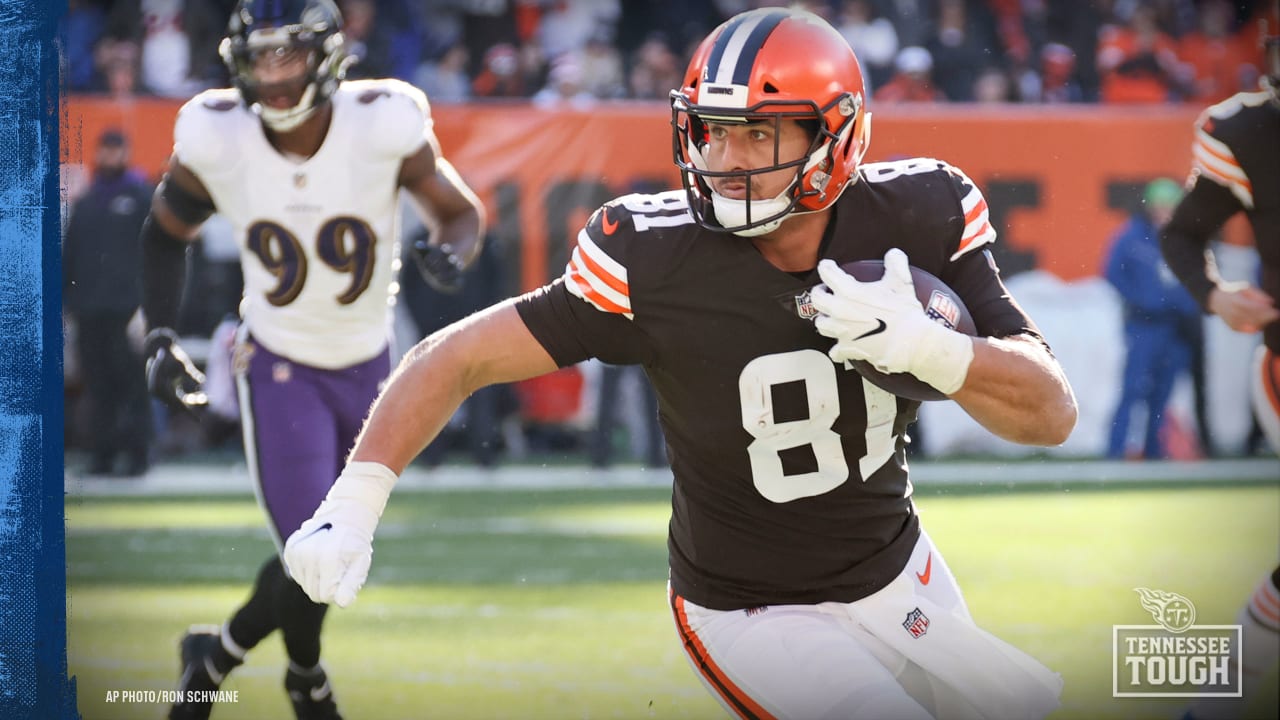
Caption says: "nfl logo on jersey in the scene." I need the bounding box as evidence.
[794,290,819,320]
[924,290,960,330]
[903,607,930,639]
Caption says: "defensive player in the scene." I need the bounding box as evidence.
[284,9,1075,719]
[1160,7,1280,718]
[139,1,484,718]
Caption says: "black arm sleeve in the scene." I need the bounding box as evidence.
[141,214,190,331]
[1160,177,1241,312]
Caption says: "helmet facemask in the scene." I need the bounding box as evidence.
[220,1,351,132]
[672,93,861,237]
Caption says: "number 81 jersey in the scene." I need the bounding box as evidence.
[172,79,434,369]
[517,159,1043,611]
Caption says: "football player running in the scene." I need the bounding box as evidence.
[284,9,1075,719]
[1160,5,1280,718]
[140,1,484,718]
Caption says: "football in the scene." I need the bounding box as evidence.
[837,260,977,402]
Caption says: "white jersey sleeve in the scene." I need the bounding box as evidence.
[349,78,437,161]
[173,88,251,182]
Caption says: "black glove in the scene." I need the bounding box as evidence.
[411,237,465,294]
[143,328,208,410]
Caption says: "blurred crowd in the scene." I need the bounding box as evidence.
[64,0,1273,107]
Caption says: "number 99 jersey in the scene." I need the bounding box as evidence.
[172,79,436,369]
[517,158,1045,611]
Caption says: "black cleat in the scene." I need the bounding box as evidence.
[285,665,343,720]
[168,626,228,720]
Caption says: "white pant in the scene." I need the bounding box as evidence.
[669,530,1063,720]
[1250,345,1279,455]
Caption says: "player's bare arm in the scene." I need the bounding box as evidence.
[283,302,555,606]
[950,333,1077,446]
[350,301,555,474]
[398,138,486,267]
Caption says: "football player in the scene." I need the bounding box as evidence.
[139,1,484,718]
[283,9,1075,719]
[1160,5,1280,718]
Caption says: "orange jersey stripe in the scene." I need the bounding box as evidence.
[567,262,630,315]
[1251,595,1280,624]
[964,197,988,227]
[1194,133,1243,172]
[670,594,778,720]
[1255,581,1280,611]
[957,221,992,254]
[576,242,630,298]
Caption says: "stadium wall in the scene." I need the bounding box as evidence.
[64,98,1255,291]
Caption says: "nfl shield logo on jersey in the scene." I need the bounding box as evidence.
[924,290,960,330]
[903,607,930,639]
[794,290,819,320]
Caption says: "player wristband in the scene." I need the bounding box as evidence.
[910,325,974,396]
[327,461,399,519]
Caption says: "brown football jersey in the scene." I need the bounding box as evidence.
[1164,90,1280,353]
[517,158,1044,610]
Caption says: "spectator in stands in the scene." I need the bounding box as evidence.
[1104,178,1200,460]
[1036,42,1085,103]
[834,0,899,92]
[1097,1,1189,103]
[339,0,407,80]
[532,55,597,108]
[61,0,106,93]
[577,25,627,99]
[472,43,527,98]
[95,37,144,98]
[927,0,998,101]
[414,43,471,103]
[103,0,226,96]
[972,65,1015,102]
[1179,0,1255,103]
[62,129,154,477]
[875,45,945,102]
[626,33,682,100]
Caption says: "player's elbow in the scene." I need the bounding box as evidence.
[1045,394,1078,446]
[1024,389,1077,447]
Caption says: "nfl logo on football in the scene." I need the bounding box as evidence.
[1112,588,1242,698]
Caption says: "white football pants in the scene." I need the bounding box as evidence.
[669,529,1063,720]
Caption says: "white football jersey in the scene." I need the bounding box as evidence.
[173,79,436,369]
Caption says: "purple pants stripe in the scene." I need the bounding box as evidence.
[235,332,391,551]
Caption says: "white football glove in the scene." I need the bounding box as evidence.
[810,248,974,395]
[283,461,397,608]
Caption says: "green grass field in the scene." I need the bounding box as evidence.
[67,480,1279,720]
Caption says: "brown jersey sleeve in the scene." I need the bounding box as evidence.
[515,279,655,367]
[1160,176,1238,311]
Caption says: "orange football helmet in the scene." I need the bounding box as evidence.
[670,9,871,236]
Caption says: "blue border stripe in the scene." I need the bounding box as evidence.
[0,0,76,717]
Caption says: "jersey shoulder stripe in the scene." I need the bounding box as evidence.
[559,192,695,320]
[1192,94,1265,209]
[946,164,997,260]
[564,228,633,318]
[1192,127,1252,208]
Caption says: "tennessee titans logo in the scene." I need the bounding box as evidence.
[903,607,930,639]
[1134,587,1197,633]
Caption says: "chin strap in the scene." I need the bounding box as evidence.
[257,83,319,132]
